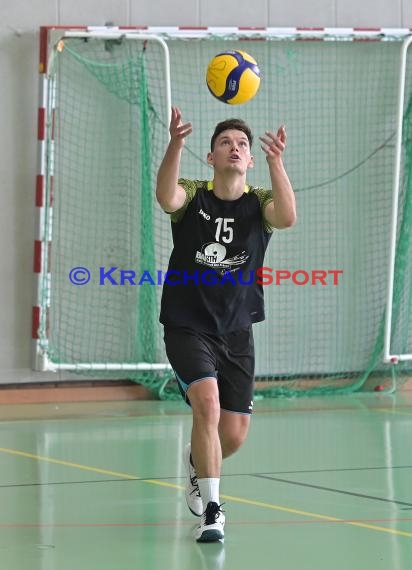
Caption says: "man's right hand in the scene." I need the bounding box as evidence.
[169,107,193,146]
[155,107,191,213]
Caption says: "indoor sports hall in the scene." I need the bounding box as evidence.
[1,2,412,570]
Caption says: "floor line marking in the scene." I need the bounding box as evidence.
[254,474,412,507]
[0,447,139,481]
[1,446,412,538]
[373,408,412,417]
[1,516,412,528]
[219,494,412,537]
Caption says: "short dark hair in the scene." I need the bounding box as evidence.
[210,119,253,151]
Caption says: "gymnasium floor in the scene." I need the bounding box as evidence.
[1,391,412,570]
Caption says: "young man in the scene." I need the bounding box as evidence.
[156,107,296,542]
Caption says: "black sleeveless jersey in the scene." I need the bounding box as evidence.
[160,179,274,334]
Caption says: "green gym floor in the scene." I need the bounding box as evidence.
[1,392,412,570]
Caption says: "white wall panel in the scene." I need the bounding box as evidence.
[269,0,336,27]
[200,0,267,27]
[0,28,39,370]
[0,0,57,30]
[130,0,200,26]
[336,0,402,28]
[59,0,128,26]
[401,0,412,27]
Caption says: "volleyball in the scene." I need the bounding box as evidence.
[205,50,261,105]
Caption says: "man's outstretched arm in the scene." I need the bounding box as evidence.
[260,126,296,229]
[156,107,192,213]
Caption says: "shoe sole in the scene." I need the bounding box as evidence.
[196,529,224,542]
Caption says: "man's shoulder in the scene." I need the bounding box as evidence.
[247,186,275,233]
[178,179,208,194]
[247,185,272,200]
[171,180,208,223]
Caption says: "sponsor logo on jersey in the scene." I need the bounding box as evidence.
[195,242,249,274]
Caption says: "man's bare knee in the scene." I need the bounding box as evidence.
[188,379,220,424]
[219,411,250,458]
[221,431,247,458]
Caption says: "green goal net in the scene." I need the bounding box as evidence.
[37,29,412,398]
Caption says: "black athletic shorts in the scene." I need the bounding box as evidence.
[163,325,255,415]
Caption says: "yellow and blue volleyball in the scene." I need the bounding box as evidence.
[206,50,261,105]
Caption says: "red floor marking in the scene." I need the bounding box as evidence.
[1,517,412,529]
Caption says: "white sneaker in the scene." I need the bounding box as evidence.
[194,502,225,542]
[183,443,203,517]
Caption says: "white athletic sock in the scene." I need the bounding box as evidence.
[198,477,220,507]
